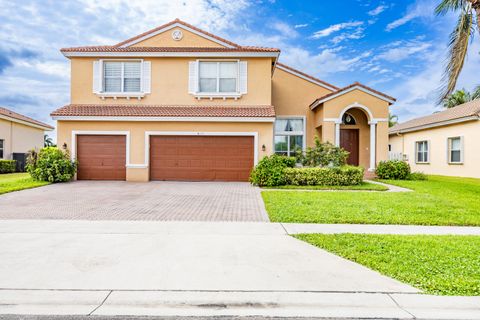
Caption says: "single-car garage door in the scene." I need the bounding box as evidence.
[76,135,126,180]
[150,135,254,181]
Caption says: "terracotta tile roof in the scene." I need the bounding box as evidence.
[61,46,280,53]
[310,82,396,109]
[61,19,280,54]
[115,19,241,48]
[390,99,480,134]
[0,106,54,130]
[50,104,276,118]
[276,63,339,90]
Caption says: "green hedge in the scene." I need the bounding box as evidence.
[0,160,16,174]
[376,160,410,180]
[284,166,364,186]
[249,154,296,187]
[26,147,77,182]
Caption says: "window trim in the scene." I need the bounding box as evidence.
[100,59,144,96]
[0,139,4,159]
[415,140,429,164]
[196,59,240,97]
[274,116,306,156]
[447,136,464,165]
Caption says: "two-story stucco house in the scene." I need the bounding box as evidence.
[51,19,395,182]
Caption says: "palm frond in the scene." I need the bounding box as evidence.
[436,0,469,15]
[438,9,474,104]
[472,84,480,99]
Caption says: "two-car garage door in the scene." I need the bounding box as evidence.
[76,135,254,182]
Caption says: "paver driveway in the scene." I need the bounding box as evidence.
[0,181,268,221]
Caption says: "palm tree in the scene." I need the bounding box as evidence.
[442,86,480,108]
[44,134,54,147]
[435,0,480,102]
[389,113,399,127]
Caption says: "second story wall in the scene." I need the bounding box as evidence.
[70,57,273,106]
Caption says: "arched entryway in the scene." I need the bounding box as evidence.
[334,103,376,171]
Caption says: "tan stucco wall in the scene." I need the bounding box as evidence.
[57,120,274,181]
[70,57,272,106]
[131,27,225,48]
[0,119,45,159]
[321,89,390,119]
[388,120,480,178]
[272,68,332,147]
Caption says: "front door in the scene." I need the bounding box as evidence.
[340,129,359,166]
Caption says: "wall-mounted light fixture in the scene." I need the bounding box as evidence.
[261,144,266,152]
[62,143,68,150]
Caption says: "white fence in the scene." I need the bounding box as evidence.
[389,152,405,161]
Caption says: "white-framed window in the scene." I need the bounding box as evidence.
[103,61,141,93]
[199,61,238,93]
[448,137,463,164]
[93,59,150,97]
[274,117,305,156]
[415,140,429,163]
[0,139,3,159]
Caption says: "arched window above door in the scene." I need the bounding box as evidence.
[342,112,356,125]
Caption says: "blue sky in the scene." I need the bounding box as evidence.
[1,0,479,141]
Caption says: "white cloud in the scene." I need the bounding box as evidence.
[294,23,308,29]
[331,27,365,44]
[312,21,363,39]
[368,5,387,16]
[386,0,435,31]
[376,39,432,62]
[271,22,298,39]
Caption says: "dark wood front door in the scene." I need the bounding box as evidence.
[149,135,254,181]
[76,135,126,180]
[340,129,359,166]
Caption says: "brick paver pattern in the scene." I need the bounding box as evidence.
[0,181,269,222]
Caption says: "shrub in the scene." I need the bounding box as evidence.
[0,160,16,174]
[408,172,428,181]
[284,166,364,186]
[26,147,77,182]
[296,137,349,167]
[375,160,411,180]
[249,154,295,187]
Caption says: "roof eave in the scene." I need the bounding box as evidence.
[388,115,480,135]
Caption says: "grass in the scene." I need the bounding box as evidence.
[262,181,388,191]
[294,234,480,296]
[0,173,50,195]
[263,175,480,226]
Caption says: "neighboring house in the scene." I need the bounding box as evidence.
[389,99,480,178]
[51,19,395,182]
[0,107,54,161]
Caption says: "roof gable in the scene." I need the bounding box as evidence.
[116,19,239,49]
[0,107,53,130]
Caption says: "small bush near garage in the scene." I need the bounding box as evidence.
[375,160,410,180]
[249,154,296,187]
[284,166,364,186]
[26,147,77,182]
[296,137,349,167]
[0,160,16,174]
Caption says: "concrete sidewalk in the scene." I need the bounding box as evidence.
[1,289,479,319]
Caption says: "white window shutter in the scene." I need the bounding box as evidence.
[142,61,151,94]
[92,60,102,93]
[239,61,248,94]
[188,61,198,94]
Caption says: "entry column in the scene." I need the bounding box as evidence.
[369,121,376,171]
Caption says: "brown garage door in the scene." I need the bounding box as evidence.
[76,135,126,180]
[150,136,254,181]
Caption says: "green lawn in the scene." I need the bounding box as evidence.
[263,175,480,226]
[0,173,50,195]
[263,181,388,191]
[294,234,480,296]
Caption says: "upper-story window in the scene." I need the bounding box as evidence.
[189,60,247,98]
[104,61,141,93]
[93,59,150,98]
[199,61,238,93]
